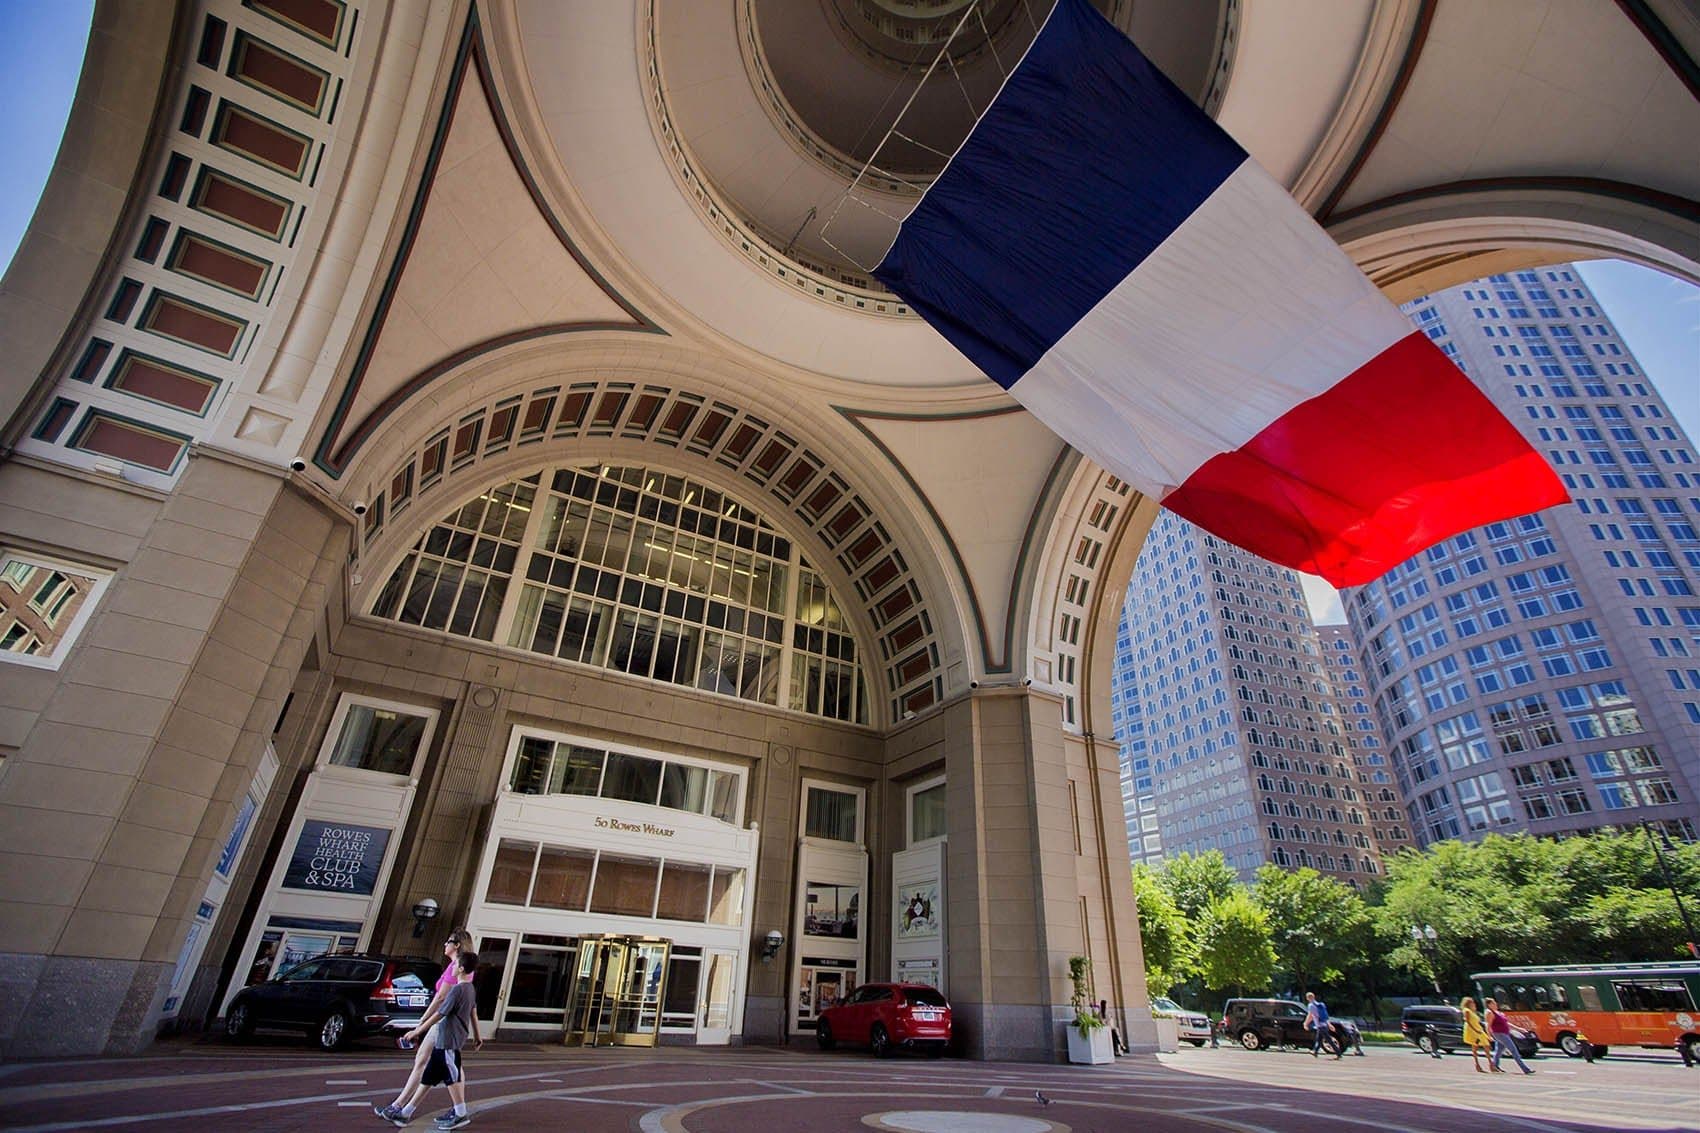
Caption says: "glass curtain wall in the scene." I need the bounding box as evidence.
[371,465,867,723]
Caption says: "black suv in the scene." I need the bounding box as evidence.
[225,953,441,1051]
[1221,998,1335,1052]
[1400,1005,1538,1058]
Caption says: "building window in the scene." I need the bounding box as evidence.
[804,782,862,843]
[324,698,437,777]
[370,465,868,723]
[505,732,743,825]
[0,551,111,669]
[908,777,946,844]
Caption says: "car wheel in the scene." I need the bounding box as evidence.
[816,1020,836,1051]
[1238,1029,1263,1051]
[870,1023,892,1059]
[1680,1036,1699,1064]
[316,1008,350,1051]
[1186,1039,1206,1047]
[1558,1031,1583,1058]
[225,1001,253,1039]
[1416,1033,1437,1056]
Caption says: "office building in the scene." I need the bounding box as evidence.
[1113,513,1398,884]
[1348,268,1699,848]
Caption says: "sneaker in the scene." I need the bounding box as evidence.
[433,1115,471,1130]
[390,1113,412,1128]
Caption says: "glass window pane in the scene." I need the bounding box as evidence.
[659,763,708,814]
[530,845,595,910]
[706,770,740,824]
[549,745,605,796]
[708,866,745,926]
[486,839,535,905]
[655,860,712,922]
[589,853,660,917]
[911,782,946,842]
[509,736,553,794]
[805,786,858,841]
[506,944,575,1024]
[328,705,429,775]
[603,752,663,805]
[662,954,701,1021]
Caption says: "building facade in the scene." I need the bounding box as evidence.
[1347,268,1700,849]
[1113,512,1398,885]
[0,1,1695,1060]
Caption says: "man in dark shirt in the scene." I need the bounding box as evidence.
[390,950,482,1128]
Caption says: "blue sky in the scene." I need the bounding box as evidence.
[2,3,1695,627]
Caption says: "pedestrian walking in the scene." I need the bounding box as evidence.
[387,949,482,1128]
[1483,998,1534,1075]
[1460,996,1490,1073]
[1303,992,1340,1059]
[376,930,471,1124]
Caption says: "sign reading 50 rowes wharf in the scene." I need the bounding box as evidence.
[282,820,392,894]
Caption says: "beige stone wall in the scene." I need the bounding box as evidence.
[0,450,343,1056]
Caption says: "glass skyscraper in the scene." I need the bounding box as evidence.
[1349,266,1696,847]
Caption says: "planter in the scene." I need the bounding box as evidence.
[1153,1015,1180,1053]
[1066,1023,1115,1064]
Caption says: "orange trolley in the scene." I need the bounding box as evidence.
[1472,962,1700,1062]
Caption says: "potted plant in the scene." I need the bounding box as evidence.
[1065,956,1115,1064]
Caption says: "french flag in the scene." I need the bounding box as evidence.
[873,0,1567,587]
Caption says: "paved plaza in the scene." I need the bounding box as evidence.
[3,1037,1695,1133]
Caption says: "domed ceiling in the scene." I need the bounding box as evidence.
[662,0,1229,281]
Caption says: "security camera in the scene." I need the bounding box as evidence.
[760,928,785,962]
[970,680,979,689]
[1022,678,1033,686]
[351,500,368,516]
[288,457,307,472]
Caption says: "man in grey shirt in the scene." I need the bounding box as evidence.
[388,950,482,1128]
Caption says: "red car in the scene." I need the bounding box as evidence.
[816,982,952,1058]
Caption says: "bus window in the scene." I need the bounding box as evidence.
[1540,984,1568,1010]
[1575,984,1603,1011]
[1612,980,1696,1012]
[1512,985,1530,1010]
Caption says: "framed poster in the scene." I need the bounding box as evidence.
[281,819,392,895]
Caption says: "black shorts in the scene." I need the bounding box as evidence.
[422,1047,463,1087]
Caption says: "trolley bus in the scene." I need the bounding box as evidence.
[1471,962,1700,1060]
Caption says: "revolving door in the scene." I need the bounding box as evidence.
[562,934,671,1047]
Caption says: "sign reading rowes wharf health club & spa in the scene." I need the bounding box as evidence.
[282,819,391,895]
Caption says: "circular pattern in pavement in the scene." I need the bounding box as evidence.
[863,1115,1068,1133]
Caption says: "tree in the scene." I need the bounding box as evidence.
[1251,865,1371,992]
[1195,890,1276,996]
[1158,850,1240,921]
[1131,865,1195,995]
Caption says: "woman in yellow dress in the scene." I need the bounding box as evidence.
[1460,995,1490,1073]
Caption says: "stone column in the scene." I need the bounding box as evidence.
[0,450,342,1056]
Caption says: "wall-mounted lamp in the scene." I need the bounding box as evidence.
[412,897,440,939]
[760,928,784,963]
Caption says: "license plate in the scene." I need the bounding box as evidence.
[915,1010,940,1021]
[398,994,427,1009]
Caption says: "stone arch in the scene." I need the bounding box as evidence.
[340,343,969,728]
[1330,188,1700,303]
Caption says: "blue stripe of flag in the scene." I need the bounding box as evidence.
[873,0,1246,389]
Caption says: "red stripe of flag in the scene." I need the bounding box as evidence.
[1162,332,1570,586]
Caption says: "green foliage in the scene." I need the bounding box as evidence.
[1196,890,1276,994]
[1370,829,1700,993]
[1068,955,1104,1034]
[1159,850,1240,920]
[1250,865,1372,991]
[1131,864,1195,995]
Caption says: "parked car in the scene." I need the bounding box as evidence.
[816,982,952,1058]
[1220,998,1336,1052]
[1151,996,1213,1046]
[1400,1005,1538,1059]
[225,952,441,1051]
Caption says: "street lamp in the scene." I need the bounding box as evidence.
[1409,924,1442,997]
[1642,821,1700,959]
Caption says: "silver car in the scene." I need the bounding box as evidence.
[1152,996,1213,1046]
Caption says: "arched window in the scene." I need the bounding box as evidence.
[370,465,868,722]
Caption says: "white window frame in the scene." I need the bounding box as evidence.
[800,777,865,847]
[497,726,748,827]
[905,774,946,849]
[0,550,112,671]
[315,693,440,784]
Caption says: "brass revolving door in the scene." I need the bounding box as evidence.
[561,934,670,1047]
